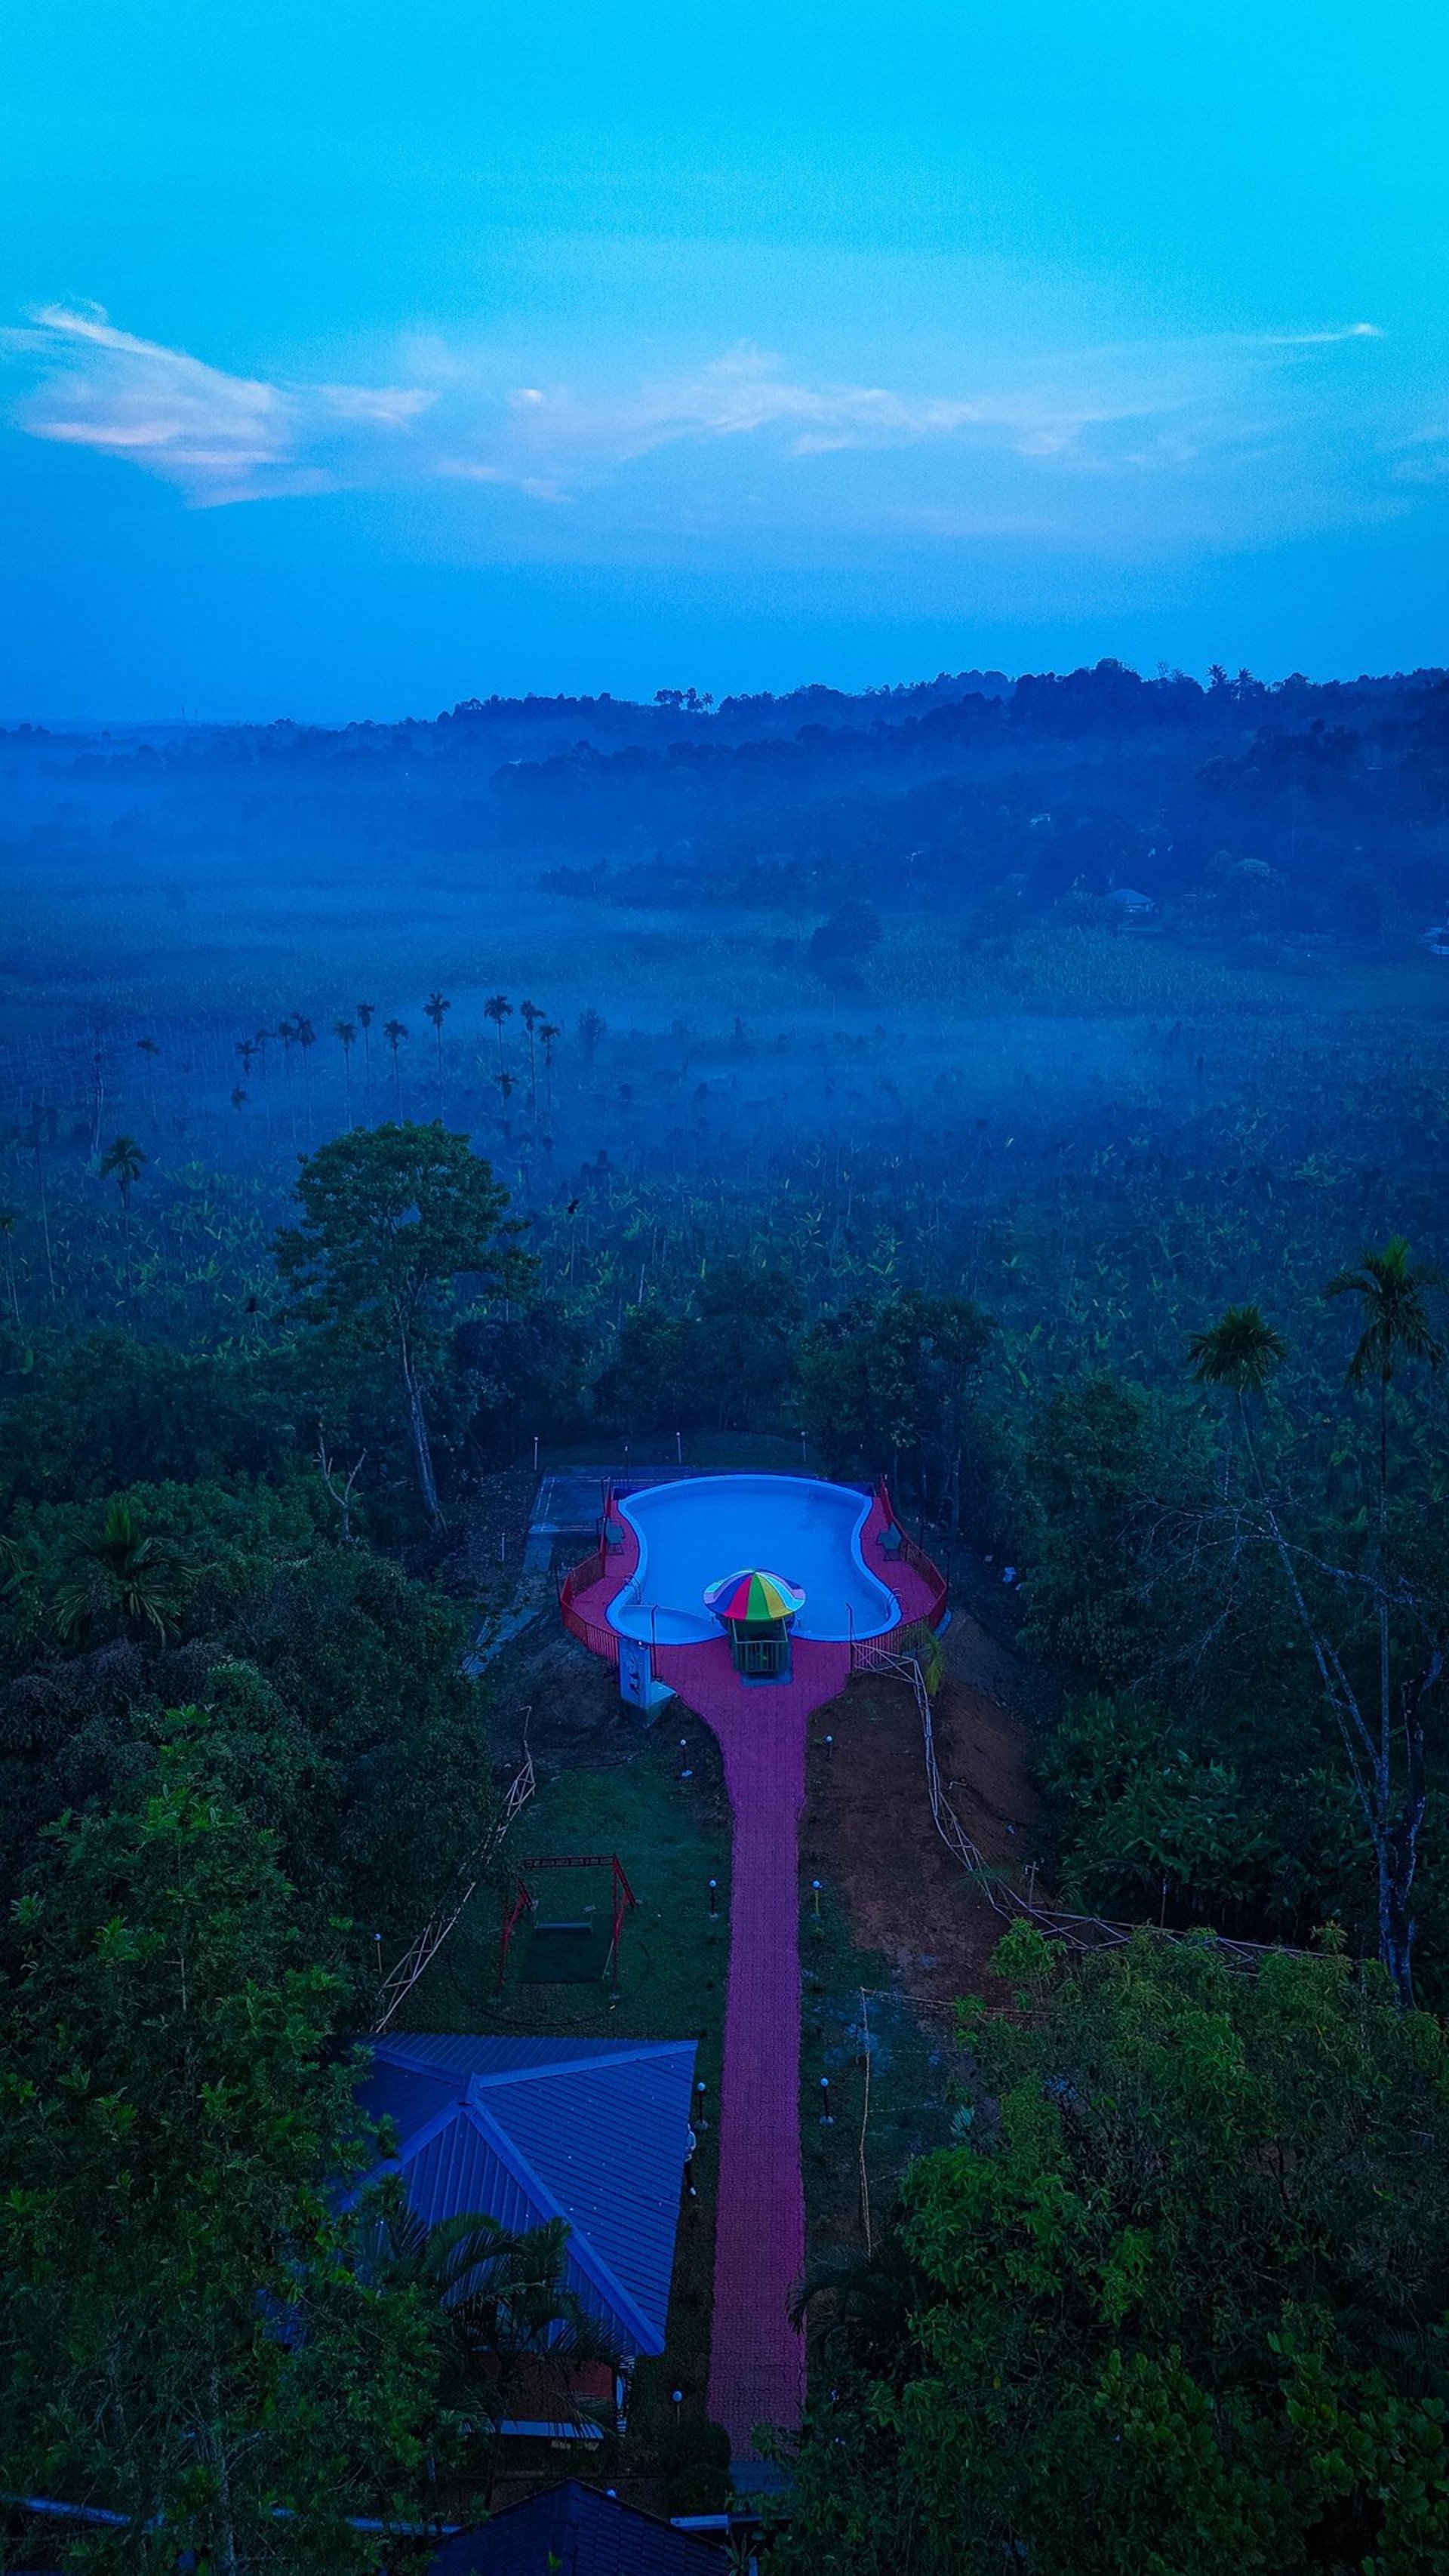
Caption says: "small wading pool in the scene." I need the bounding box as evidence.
[606,1473,900,1646]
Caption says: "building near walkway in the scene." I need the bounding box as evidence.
[356,2034,697,2433]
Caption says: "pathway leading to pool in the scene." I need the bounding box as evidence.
[563,1491,940,2458]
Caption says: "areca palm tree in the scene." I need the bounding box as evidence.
[333,1019,357,1121]
[98,1134,146,1302]
[55,1499,183,1647]
[383,1018,409,1113]
[539,1020,561,1122]
[355,1001,376,1116]
[365,2200,620,2484]
[423,991,451,1119]
[1324,1238,1446,1530]
[519,999,542,1122]
[293,1015,318,1143]
[136,1033,161,1117]
[484,993,512,1071]
[1189,1276,1444,2008]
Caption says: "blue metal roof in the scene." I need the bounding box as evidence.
[357,2037,697,2359]
[429,2482,722,2574]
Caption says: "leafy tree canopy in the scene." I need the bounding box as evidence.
[275,1121,529,1354]
[0,1722,458,2571]
[780,1925,1449,2576]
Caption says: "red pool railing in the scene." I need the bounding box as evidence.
[874,1479,950,1637]
[557,1474,949,1671]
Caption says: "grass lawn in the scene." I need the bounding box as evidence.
[395,1719,732,2460]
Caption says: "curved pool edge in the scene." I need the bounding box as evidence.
[605,1472,901,1646]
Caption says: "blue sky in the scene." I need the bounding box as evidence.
[4,2,1448,717]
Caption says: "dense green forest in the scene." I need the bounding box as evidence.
[3,666,1448,2567]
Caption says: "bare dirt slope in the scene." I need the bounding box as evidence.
[802,1611,1041,2013]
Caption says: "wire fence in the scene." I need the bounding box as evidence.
[850,1636,1300,1970]
[370,1745,537,2033]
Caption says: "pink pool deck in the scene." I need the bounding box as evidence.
[562,1486,942,2458]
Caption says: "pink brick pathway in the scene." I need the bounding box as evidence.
[566,1491,939,2458]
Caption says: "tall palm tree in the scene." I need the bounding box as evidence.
[485,993,512,1072]
[365,2201,620,2486]
[539,1020,561,1122]
[277,1016,299,1143]
[98,1134,146,1303]
[355,1002,376,1116]
[1324,1240,1445,1997]
[55,1499,183,1646]
[383,1018,409,1113]
[333,1019,357,1122]
[1187,1303,1287,1482]
[136,1033,161,1118]
[294,1015,318,1143]
[519,1000,542,1122]
[423,991,451,1119]
[1189,1282,1441,2008]
[494,1067,515,1138]
[1324,1238,1446,1531]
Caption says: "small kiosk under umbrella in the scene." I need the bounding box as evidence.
[703,1566,806,1681]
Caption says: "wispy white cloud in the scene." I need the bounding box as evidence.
[6,304,434,504]
[1,301,1391,531]
[1251,322,1383,347]
[468,346,1161,469]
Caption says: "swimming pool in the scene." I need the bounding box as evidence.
[606,1474,900,1646]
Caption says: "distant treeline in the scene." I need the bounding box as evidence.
[5,660,1449,943]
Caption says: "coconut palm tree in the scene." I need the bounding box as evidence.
[1324,1238,1446,1531]
[98,1134,146,1302]
[789,2224,925,2378]
[55,1498,183,1646]
[365,2200,620,2488]
[383,1018,409,1113]
[1187,1302,1287,1482]
[484,993,512,1071]
[424,991,451,1119]
[333,1018,357,1121]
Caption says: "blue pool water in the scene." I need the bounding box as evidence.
[607,1473,900,1646]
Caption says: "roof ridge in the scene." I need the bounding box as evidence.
[464,2042,693,2091]
[461,2097,666,2358]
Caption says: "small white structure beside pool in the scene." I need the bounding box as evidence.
[607,1473,900,1647]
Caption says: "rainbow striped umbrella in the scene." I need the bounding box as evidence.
[703,1567,806,1623]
